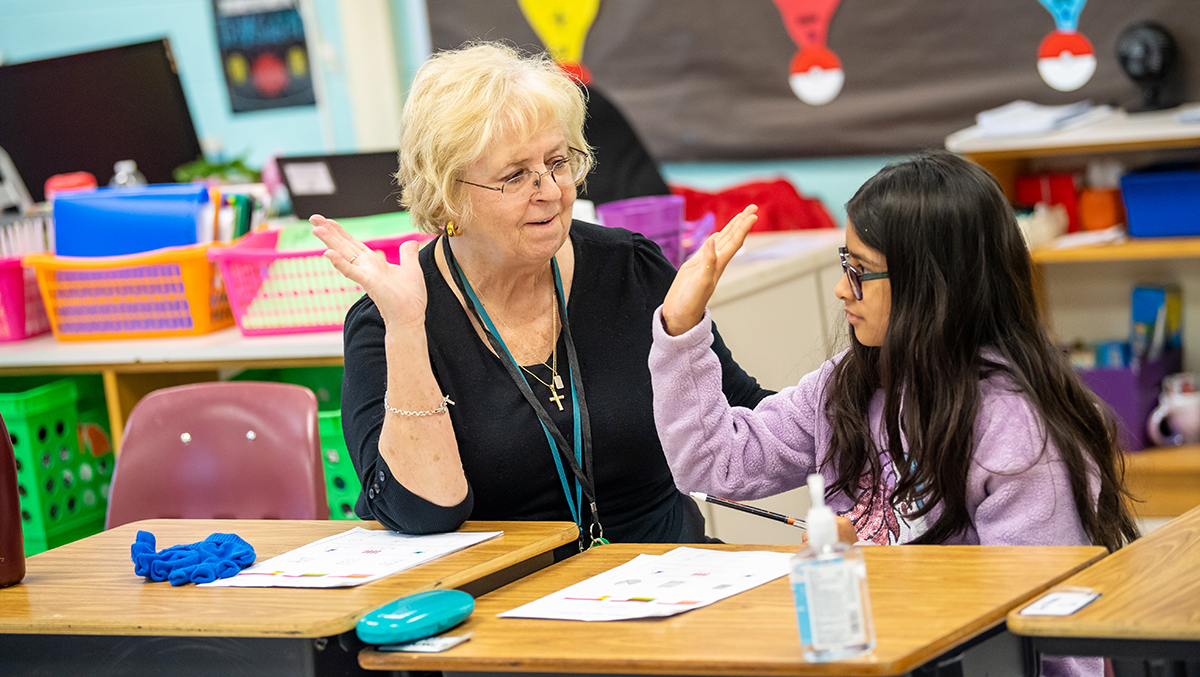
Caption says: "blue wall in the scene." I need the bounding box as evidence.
[662,156,900,229]
[0,0,356,168]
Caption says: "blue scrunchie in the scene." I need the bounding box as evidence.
[131,531,256,586]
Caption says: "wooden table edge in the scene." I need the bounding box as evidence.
[1006,620,1200,643]
[1008,504,1200,641]
[361,653,909,677]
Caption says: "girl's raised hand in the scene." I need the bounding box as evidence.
[661,205,758,336]
[310,214,427,330]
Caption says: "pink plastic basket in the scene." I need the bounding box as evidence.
[208,229,432,336]
[0,256,50,342]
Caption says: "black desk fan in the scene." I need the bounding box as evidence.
[1114,21,1179,111]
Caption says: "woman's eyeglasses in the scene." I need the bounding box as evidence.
[839,247,888,301]
[458,150,589,198]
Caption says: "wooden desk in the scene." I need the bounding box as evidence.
[0,518,577,676]
[361,543,1105,676]
[1008,504,1200,664]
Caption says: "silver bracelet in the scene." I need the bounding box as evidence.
[383,392,455,417]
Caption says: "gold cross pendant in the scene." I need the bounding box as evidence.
[548,386,565,411]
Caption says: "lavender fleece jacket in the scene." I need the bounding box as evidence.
[649,309,1101,677]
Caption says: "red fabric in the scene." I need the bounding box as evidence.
[1015,173,1079,233]
[670,179,837,233]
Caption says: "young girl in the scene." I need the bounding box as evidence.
[650,151,1136,674]
[652,150,1138,548]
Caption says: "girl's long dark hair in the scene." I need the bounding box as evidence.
[824,151,1138,552]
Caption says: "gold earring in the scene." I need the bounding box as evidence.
[445,221,462,237]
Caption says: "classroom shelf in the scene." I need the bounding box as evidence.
[1030,235,1200,264]
[945,106,1200,160]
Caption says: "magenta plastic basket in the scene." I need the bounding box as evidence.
[596,195,686,266]
[208,230,432,336]
[0,255,50,342]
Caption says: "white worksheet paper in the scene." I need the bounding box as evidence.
[498,546,792,621]
[201,528,503,588]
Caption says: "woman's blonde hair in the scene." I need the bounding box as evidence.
[396,41,592,234]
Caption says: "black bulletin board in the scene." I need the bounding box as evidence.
[427,0,1200,161]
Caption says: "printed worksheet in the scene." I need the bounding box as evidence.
[498,546,792,621]
[201,528,503,588]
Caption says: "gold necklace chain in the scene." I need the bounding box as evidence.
[477,283,566,409]
[517,302,561,390]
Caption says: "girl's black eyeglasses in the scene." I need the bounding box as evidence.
[839,247,888,301]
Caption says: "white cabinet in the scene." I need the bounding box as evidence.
[698,229,846,544]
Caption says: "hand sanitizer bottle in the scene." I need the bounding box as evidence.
[790,473,875,662]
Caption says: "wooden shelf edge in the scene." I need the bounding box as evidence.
[959,135,1200,162]
[1030,236,1200,264]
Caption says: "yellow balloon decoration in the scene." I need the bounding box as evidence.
[518,0,600,64]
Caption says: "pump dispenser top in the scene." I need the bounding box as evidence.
[805,474,837,549]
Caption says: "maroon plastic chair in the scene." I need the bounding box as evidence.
[105,382,330,529]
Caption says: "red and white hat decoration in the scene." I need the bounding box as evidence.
[1036,0,1096,92]
[773,0,846,106]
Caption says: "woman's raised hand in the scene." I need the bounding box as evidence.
[311,215,427,329]
[661,205,758,336]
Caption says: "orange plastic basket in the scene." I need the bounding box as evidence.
[22,244,233,341]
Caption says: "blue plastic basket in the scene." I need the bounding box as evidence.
[1120,165,1200,238]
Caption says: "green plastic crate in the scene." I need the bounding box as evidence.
[0,378,112,556]
[23,514,106,555]
[233,366,343,412]
[0,373,113,459]
[319,410,361,520]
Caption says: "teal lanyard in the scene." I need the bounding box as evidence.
[441,236,602,547]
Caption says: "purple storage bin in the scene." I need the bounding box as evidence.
[1077,348,1182,451]
[681,212,717,262]
[596,195,685,267]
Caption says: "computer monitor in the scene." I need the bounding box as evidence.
[0,39,203,203]
[277,151,404,220]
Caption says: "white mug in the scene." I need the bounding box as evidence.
[1147,391,1200,447]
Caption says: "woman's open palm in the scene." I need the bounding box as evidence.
[661,205,757,336]
[310,215,427,329]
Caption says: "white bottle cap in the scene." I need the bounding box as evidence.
[806,473,837,548]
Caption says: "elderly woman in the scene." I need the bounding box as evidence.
[312,42,767,552]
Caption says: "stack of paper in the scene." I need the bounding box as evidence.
[974,100,1110,136]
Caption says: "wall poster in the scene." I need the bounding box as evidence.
[212,0,317,113]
